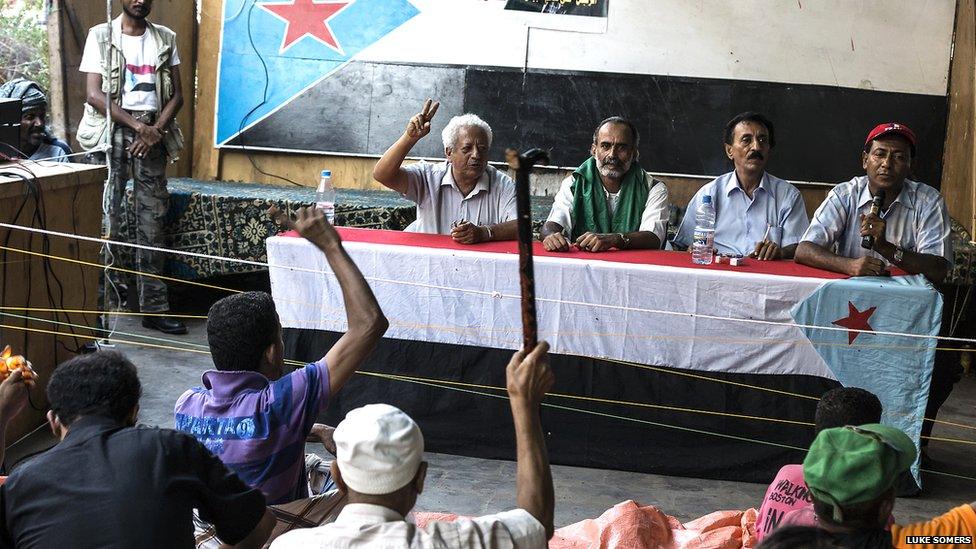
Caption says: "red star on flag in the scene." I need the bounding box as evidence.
[258,0,352,54]
[832,301,877,345]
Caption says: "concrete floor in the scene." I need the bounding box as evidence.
[8,314,976,528]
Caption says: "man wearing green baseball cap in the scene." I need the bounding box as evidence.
[803,424,976,548]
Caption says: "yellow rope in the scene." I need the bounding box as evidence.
[0,323,212,356]
[361,371,976,446]
[4,243,974,431]
[0,245,245,295]
[3,318,974,446]
[359,371,810,452]
[357,371,976,455]
[359,371,816,427]
[0,322,833,428]
[606,359,821,401]
[0,306,207,319]
[6,308,976,434]
[3,242,966,354]
[923,435,976,445]
[3,243,969,355]
[0,304,968,354]
[0,244,348,314]
[4,303,968,359]
[277,312,973,359]
[0,311,211,350]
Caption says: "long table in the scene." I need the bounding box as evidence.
[115,176,976,285]
[114,178,557,280]
[114,179,418,280]
[267,228,942,488]
[0,162,105,443]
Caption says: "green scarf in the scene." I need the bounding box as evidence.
[570,157,649,240]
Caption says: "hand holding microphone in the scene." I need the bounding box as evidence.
[860,190,886,250]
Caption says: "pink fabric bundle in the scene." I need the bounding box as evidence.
[414,500,757,549]
[551,501,757,549]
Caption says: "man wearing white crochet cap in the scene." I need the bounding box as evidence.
[271,342,556,548]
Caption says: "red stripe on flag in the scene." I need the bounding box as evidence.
[126,64,155,75]
[278,228,866,280]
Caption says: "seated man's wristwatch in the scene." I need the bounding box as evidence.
[616,232,631,249]
[893,245,905,265]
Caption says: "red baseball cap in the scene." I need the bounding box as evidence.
[864,122,917,154]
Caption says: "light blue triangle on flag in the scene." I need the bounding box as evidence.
[216,0,420,145]
[791,274,942,486]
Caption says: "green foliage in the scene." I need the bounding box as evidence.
[0,0,50,90]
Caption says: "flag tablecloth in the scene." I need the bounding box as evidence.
[268,228,941,487]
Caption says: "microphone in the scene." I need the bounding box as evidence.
[861,189,886,250]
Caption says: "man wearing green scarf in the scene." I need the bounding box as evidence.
[541,117,669,252]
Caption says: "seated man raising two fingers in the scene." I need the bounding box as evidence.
[373,99,518,244]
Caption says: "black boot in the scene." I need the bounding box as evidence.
[142,316,188,335]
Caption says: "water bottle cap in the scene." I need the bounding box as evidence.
[320,170,332,178]
[702,195,712,204]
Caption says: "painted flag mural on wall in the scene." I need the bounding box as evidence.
[213,0,954,184]
[215,0,419,146]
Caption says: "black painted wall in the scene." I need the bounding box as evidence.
[231,61,948,187]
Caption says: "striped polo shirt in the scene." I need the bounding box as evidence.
[802,176,952,266]
[174,361,330,505]
[402,161,517,235]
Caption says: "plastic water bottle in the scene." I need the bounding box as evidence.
[315,169,336,224]
[691,195,716,265]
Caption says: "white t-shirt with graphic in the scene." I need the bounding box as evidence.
[79,28,181,113]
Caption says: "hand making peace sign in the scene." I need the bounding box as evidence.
[405,98,440,141]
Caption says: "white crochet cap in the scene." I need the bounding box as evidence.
[334,403,424,495]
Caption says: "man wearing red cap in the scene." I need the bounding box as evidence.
[795,122,951,283]
[796,123,957,456]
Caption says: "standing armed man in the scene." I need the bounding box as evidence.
[78,0,187,334]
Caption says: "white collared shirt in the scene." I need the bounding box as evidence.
[801,176,952,265]
[269,503,546,549]
[545,172,670,245]
[672,171,809,255]
[402,161,517,235]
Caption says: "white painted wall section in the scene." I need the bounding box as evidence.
[359,0,955,96]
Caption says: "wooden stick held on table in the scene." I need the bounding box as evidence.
[506,147,549,351]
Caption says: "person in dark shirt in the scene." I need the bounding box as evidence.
[0,350,275,548]
[0,353,35,475]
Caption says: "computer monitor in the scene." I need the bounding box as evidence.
[0,98,22,159]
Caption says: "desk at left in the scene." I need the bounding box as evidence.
[0,162,107,444]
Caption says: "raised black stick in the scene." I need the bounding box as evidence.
[507,147,549,351]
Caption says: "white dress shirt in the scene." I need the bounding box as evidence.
[269,503,546,549]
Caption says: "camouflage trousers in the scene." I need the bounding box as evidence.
[88,111,171,313]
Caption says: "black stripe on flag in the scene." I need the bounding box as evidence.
[131,83,156,92]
